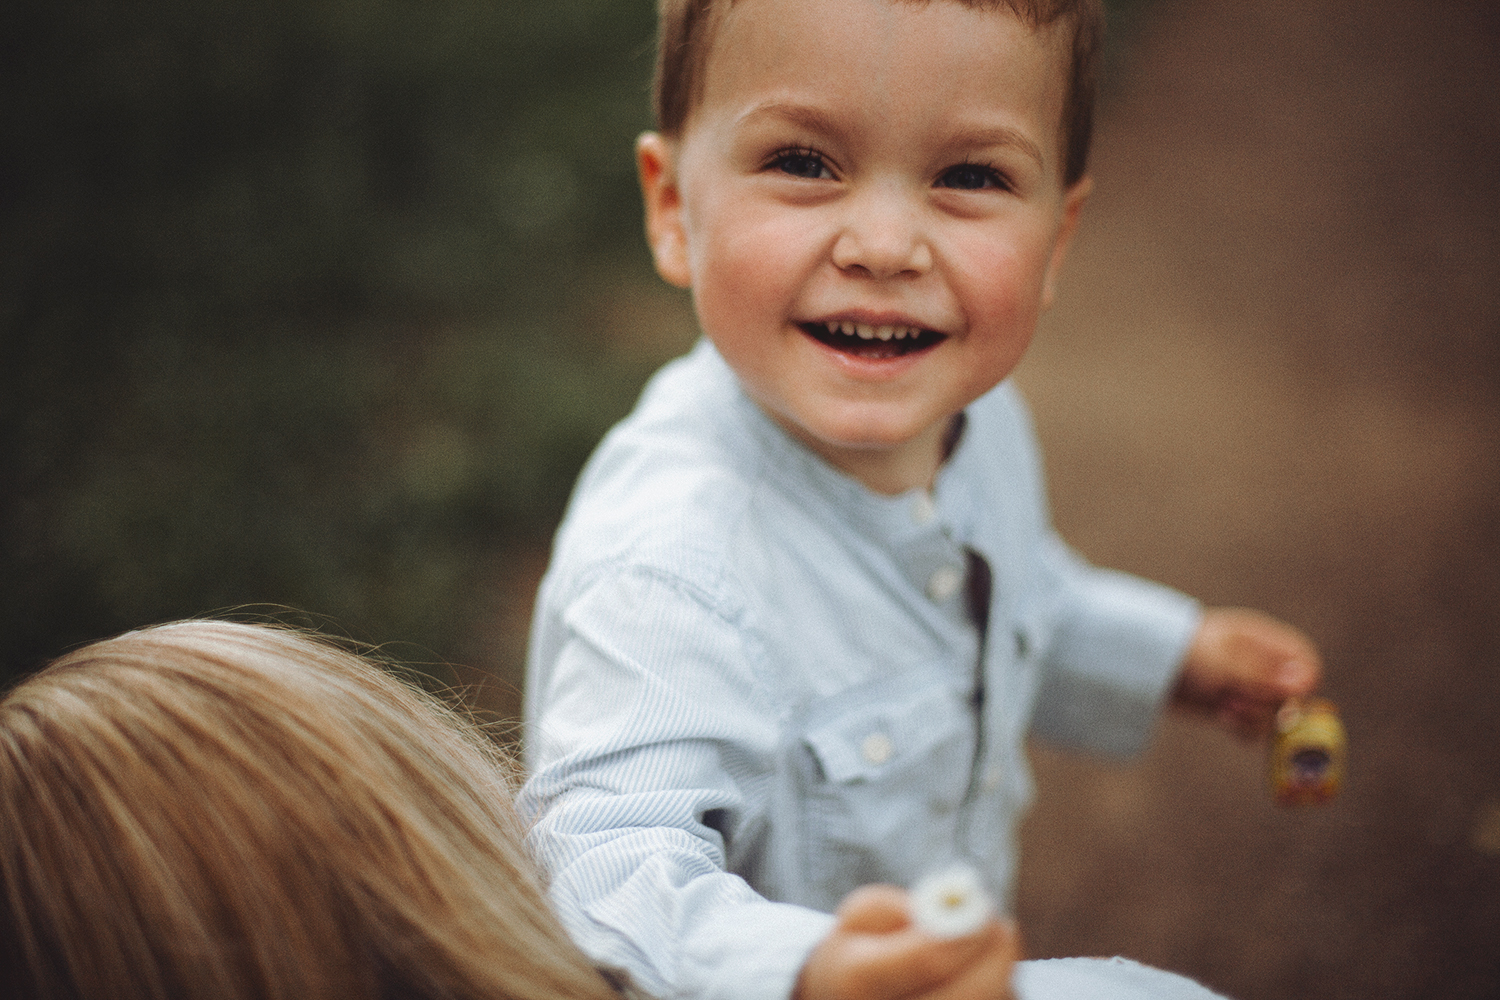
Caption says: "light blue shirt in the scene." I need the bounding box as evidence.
[1016,958,1230,1000]
[521,341,1202,1000]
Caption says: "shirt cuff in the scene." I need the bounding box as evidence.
[677,901,836,1000]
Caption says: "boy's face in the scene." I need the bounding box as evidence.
[640,0,1091,493]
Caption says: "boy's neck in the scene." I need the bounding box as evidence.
[771,410,960,497]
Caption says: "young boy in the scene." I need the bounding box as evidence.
[520,1,1321,999]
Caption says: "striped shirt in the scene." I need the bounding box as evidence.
[521,340,1200,1000]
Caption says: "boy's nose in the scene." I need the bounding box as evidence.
[830,186,932,279]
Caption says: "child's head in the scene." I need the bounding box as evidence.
[0,620,620,1000]
[638,0,1099,494]
[652,0,1103,188]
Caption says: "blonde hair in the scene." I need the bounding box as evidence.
[652,0,1104,186]
[0,620,622,1000]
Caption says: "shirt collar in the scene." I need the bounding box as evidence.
[696,340,984,555]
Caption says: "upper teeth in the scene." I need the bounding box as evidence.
[829,322,920,341]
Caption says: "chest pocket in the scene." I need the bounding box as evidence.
[796,673,976,908]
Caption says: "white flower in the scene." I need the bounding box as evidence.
[910,863,995,939]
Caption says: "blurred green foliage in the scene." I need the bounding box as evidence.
[1,0,1151,685]
[1,0,687,681]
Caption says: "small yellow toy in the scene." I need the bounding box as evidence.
[1269,696,1346,805]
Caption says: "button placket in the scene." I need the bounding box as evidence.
[910,491,937,525]
[860,731,894,766]
[925,564,964,602]
[893,495,968,612]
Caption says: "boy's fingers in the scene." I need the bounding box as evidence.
[799,889,1017,1000]
[1179,608,1323,704]
[922,921,1020,1000]
[1272,643,1321,690]
[1178,608,1325,742]
[830,919,1005,1000]
[835,884,912,934]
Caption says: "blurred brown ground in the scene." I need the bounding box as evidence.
[1012,0,1500,996]
[468,1,1500,996]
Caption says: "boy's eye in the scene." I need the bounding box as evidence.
[935,162,1008,191]
[770,149,834,180]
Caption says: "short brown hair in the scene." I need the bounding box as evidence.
[0,620,623,1000]
[651,0,1103,186]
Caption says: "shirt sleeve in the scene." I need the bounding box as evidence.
[521,565,835,1000]
[1028,532,1202,757]
[984,381,1200,758]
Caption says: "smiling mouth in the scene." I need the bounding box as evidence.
[800,320,946,359]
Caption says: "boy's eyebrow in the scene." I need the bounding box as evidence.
[947,127,1046,171]
[735,102,1045,170]
[734,102,846,138]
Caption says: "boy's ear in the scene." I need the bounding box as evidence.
[1040,175,1093,311]
[637,132,692,289]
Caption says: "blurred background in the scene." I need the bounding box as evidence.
[3,0,688,691]
[2,0,1497,995]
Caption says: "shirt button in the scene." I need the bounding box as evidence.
[861,732,894,766]
[910,491,937,525]
[982,766,1002,793]
[926,564,963,602]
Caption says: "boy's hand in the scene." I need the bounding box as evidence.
[793,885,1019,1000]
[1172,607,1323,740]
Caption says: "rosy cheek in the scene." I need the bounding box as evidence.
[713,224,805,307]
[699,260,766,324]
[963,233,1050,304]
